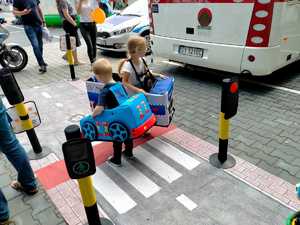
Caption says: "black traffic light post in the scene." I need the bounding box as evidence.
[0,68,50,159]
[63,125,113,225]
[209,77,239,169]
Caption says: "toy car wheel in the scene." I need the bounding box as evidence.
[109,122,129,142]
[81,122,98,141]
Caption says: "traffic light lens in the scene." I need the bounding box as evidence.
[230,82,238,93]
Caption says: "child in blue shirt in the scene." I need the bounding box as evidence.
[92,58,133,166]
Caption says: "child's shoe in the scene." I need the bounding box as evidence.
[124,150,134,159]
[108,156,121,167]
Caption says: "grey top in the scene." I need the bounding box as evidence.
[57,0,76,20]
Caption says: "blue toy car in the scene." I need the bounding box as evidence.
[80,83,156,142]
[86,76,175,127]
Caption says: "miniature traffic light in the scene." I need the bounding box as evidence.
[62,138,96,179]
[221,77,239,120]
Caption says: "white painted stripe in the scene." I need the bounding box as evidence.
[41,92,52,99]
[55,103,63,107]
[147,139,200,170]
[109,158,161,198]
[135,146,182,183]
[176,194,197,211]
[242,79,300,95]
[93,168,137,214]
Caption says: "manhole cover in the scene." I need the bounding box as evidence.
[68,114,84,123]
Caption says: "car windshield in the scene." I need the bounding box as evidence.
[121,0,148,17]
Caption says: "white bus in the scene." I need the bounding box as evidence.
[148,0,300,76]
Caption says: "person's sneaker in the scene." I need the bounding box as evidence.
[107,157,121,167]
[39,65,47,73]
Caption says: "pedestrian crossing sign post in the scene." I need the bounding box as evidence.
[6,101,41,134]
[63,125,113,225]
[62,138,96,179]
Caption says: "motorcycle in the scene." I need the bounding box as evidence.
[0,20,28,72]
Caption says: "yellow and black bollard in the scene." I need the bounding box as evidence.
[63,125,113,225]
[0,68,49,159]
[65,33,78,81]
[209,77,239,169]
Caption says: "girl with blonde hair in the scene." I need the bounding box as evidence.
[76,0,99,66]
[118,36,164,94]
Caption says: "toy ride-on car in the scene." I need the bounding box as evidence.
[146,76,175,127]
[80,83,156,142]
[86,75,175,127]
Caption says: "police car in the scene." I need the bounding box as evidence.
[96,0,150,53]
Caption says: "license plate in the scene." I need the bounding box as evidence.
[179,46,203,58]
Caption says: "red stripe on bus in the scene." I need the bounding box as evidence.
[155,0,285,3]
[246,0,275,47]
[36,125,176,190]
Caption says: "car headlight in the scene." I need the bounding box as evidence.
[113,26,135,36]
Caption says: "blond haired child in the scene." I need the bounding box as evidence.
[118,36,164,94]
[92,58,133,166]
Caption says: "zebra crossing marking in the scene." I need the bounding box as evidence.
[93,168,137,214]
[176,194,198,211]
[108,158,161,198]
[93,143,202,215]
[134,146,182,183]
[147,138,200,170]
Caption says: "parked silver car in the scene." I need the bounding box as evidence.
[96,0,150,52]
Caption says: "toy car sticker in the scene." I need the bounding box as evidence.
[96,121,111,137]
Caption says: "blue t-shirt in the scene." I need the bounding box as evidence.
[97,83,119,109]
[13,0,42,26]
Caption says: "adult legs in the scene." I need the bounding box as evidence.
[90,22,97,63]
[23,25,45,67]
[0,100,36,192]
[80,23,96,64]
[0,190,9,222]
[35,26,44,59]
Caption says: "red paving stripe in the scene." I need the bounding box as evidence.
[36,125,176,190]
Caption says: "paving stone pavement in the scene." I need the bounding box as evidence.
[0,153,67,225]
